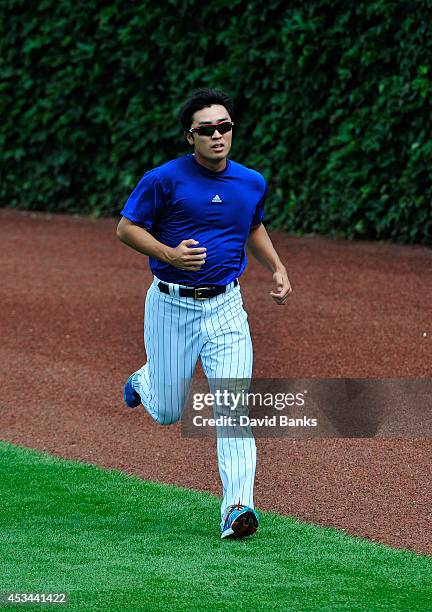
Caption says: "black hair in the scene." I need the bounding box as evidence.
[179,88,234,132]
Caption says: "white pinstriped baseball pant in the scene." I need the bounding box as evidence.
[132,276,256,522]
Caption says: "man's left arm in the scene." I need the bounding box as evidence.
[246,223,293,305]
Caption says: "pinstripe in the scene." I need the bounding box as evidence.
[233,294,246,506]
[184,297,190,408]
[160,291,167,424]
[169,293,173,423]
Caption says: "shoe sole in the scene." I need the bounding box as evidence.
[221,510,259,539]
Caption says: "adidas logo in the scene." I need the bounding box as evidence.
[211,195,222,203]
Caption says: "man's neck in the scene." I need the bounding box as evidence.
[193,152,227,173]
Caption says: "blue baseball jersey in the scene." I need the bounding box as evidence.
[120,153,267,286]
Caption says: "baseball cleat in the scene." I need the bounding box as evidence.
[123,374,141,408]
[221,503,259,539]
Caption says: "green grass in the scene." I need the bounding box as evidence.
[0,441,430,611]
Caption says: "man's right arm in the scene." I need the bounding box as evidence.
[116,217,207,271]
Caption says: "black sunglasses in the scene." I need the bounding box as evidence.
[189,121,234,137]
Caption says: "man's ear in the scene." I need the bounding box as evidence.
[185,131,194,146]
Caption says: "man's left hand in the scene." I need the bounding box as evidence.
[270,269,293,305]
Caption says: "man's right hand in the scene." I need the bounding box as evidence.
[116,219,206,271]
[166,239,207,271]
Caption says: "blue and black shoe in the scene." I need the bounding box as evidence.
[221,502,259,539]
[123,374,141,408]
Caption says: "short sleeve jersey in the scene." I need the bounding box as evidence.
[120,154,267,286]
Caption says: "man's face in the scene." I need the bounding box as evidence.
[186,104,233,167]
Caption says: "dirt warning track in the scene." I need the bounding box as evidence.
[0,209,431,555]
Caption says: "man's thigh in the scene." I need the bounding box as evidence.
[199,286,253,381]
[143,282,203,419]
